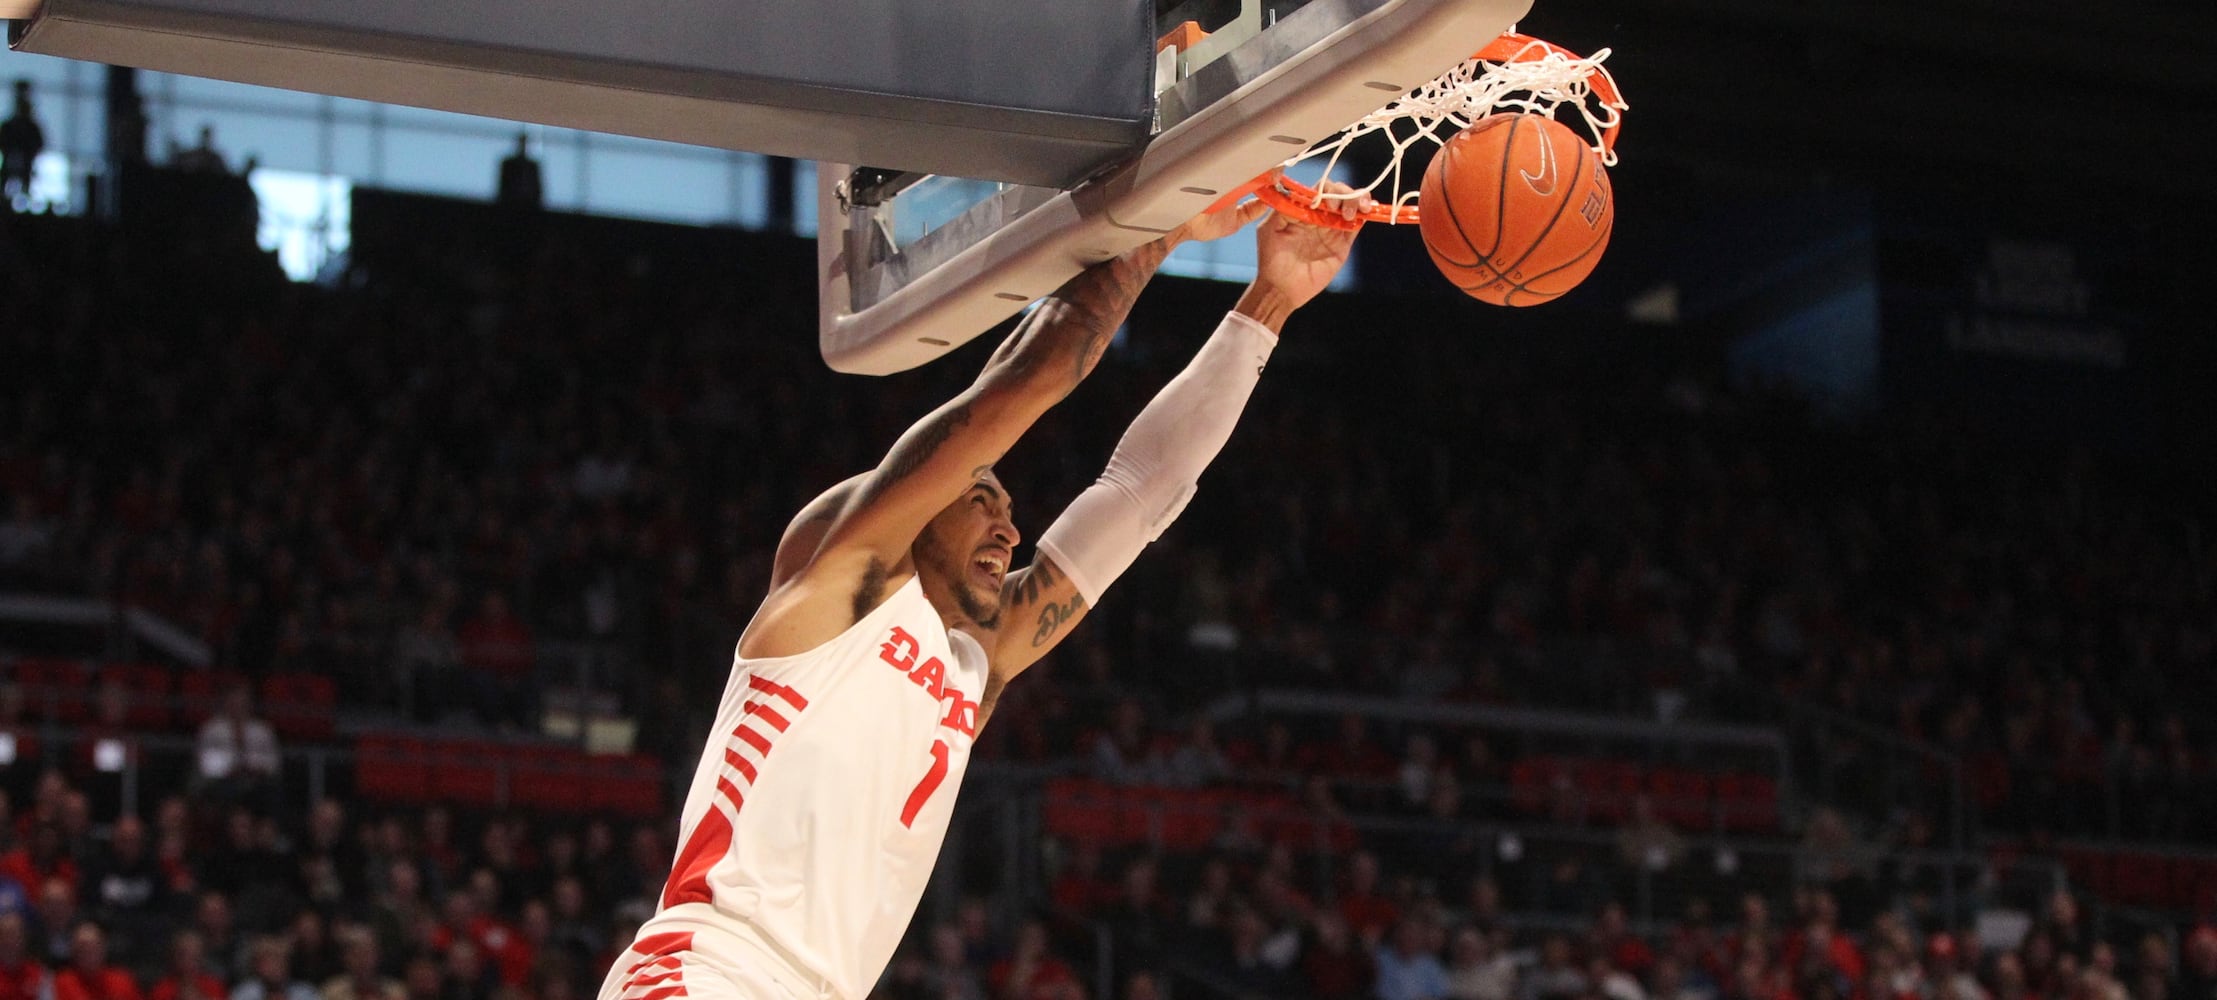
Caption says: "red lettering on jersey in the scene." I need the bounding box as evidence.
[908,655,947,699]
[939,689,978,737]
[879,626,920,672]
[745,674,810,711]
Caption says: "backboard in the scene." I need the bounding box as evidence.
[817,0,1532,374]
[6,0,1531,374]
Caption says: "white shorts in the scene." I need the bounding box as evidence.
[597,923,833,1000]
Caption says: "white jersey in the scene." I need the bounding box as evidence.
[611,575,988,1000]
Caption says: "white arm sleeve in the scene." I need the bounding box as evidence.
[1034,310,1278,604]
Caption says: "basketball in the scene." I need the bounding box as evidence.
[1419,112,1614,306]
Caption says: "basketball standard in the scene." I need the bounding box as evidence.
[7,0,1532,373]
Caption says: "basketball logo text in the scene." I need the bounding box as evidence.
[878,626,979,737]
[1579,188,1605,227]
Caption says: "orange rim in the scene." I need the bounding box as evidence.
[1238,31,1621,229]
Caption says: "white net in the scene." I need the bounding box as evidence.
[1283,38,1626,219]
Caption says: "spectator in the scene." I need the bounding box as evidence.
[1213,904,1294,998]
[0,824,76,899]
[1590,903,1656,979]
[2182,927,2217,1000]
[392,603,465,725]
[919,924,985,1000]
[1303,912,1377,1000]
[170,125,226,174]
[1521,935,1587,1000]
[193,689,279,808]
[987,919,1082,1000]
[1445,925,1515,1000]
[1091,699,1158,786]
[0,81,40,208]
[227,938,315,1000]
[399,954,442,1000]
[190,893,240,983]
[35,878,75,965]
[1374,916,1449,1000]
[1101,858,1170,978]
[545,877,605,974]
[456,592,536,731]
[1616,796,1686,875]
[1161,718,1231,789]
[147,931,227,1000]
[440,939,493,1000]
[0,913,46,1000]
[1339,851,1400,947]
[51,923,142,1000]
[496,132,543,210]
[322,929,403,1000]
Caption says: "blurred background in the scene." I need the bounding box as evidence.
[2,2,2215,1000]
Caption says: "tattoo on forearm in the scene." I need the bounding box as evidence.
[1021,243,1171,388]
[859,401,974,505]
[1031,593,1085,647]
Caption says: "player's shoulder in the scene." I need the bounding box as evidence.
[742,474,919,661]
[768,473,872,590]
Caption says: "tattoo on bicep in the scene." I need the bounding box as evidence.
[1015,560,1059,607]
[1030,593,1085,648]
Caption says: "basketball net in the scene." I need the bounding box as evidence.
[1246,32,1627,229]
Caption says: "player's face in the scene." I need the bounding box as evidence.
[913,472,1018,628]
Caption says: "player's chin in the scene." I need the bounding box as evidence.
[961,582,1004,629]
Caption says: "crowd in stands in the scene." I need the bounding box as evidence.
[3,178,2216,1000]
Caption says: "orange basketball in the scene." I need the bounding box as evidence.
[1419,113,1614,306]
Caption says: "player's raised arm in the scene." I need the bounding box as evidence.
[981,189,1369,722]
[742,203,1269,659]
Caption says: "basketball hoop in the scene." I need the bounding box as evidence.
[1229,31,1627,230]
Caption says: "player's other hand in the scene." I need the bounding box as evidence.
[1235,181,1372,330]
[1168,198,1271,246]
[1257,181,1368,307]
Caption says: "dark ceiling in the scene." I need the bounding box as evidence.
[1511,0,2217,204]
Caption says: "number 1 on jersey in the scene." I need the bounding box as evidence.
[900,739,950,828]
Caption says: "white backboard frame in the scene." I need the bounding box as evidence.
[817,0,1532,375]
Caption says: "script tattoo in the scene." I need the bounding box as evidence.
[1031,593,1086,648]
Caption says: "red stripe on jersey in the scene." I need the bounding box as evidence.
[734,725,773,756]
[629,986,689,1000]
[746,674,810,711]
[627,968,683,988]
[745,701,792,732]
[722,747,759,783]
[715,775,745,811]
[629,933,694,962]
[660,806,732,909]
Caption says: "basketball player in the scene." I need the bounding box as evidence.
[599,188,1371,1000]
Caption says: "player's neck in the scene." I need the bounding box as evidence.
[915,571,993,637]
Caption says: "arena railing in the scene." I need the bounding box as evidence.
[971,773,2076,1000]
